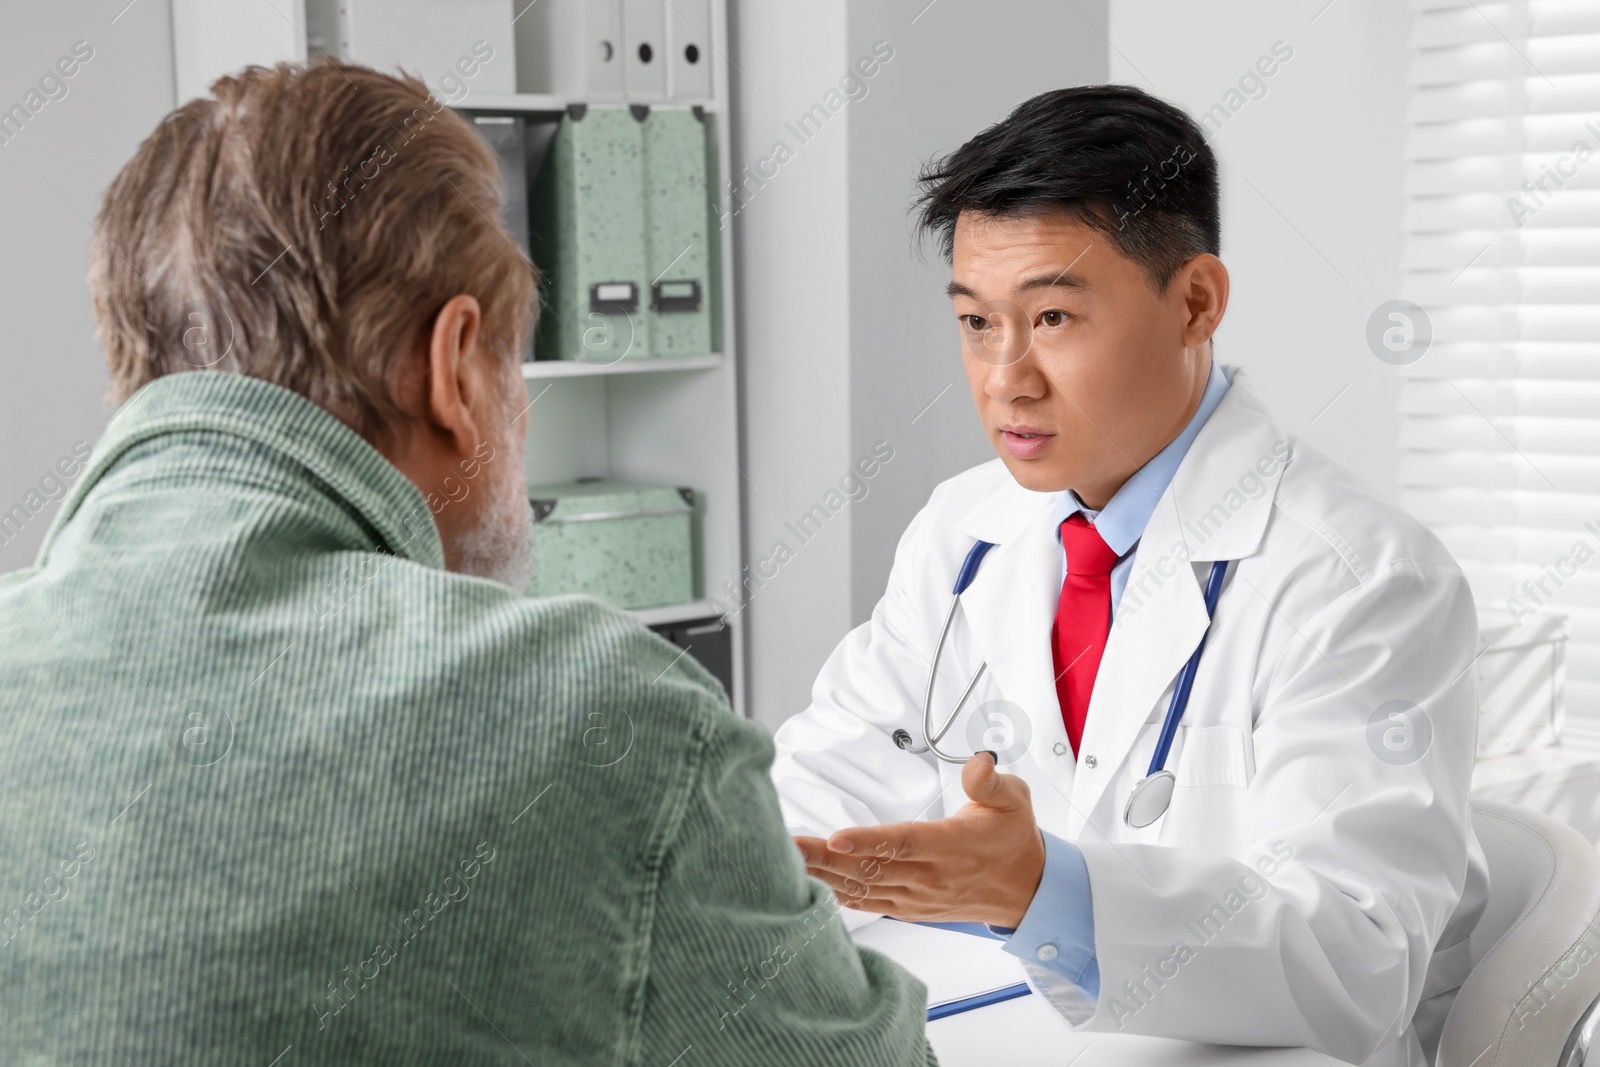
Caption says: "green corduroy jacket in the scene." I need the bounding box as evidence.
[0,371,935,1066]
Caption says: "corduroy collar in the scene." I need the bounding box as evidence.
[39,371,445,571]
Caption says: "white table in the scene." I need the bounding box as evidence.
[853,919,1361,1066]
[929,992,1361,1066]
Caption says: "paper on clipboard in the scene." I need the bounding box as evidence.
[851,918,1032,1017]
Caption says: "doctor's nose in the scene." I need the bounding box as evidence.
[979,348,1047,405]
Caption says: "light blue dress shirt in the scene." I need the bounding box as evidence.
[995,361,1232,997]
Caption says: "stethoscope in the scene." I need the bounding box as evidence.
[892,538,1230,828]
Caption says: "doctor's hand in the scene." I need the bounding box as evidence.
[793,753,1047,930]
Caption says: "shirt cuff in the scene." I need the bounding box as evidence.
[992,831,1098,997]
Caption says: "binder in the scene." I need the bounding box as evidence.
[468,113,535,360]
[517,0,624,99]
[470,115,530,257]
[665,0,712,100]
[642,108,712,358]
[308,0,517,98]
[650,614,733,699]
[621,0,667,100]
[529,106,650,363]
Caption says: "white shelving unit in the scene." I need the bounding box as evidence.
[628,599,726,629]
[521,353,722,379]
[458,92,569,113]
[465,93,721,116]
[167,1,747,715]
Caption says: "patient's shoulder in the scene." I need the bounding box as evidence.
[415,577,735,761]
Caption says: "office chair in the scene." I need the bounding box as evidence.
[1436,800,1600,1067]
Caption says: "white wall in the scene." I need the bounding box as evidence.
[729,0,856,728]
[1107,0,1411,500]
[732,0,1108,729]
[0,2,176,572]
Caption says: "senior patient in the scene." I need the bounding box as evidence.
[0,63,932,1065]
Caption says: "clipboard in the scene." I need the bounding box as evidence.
[927,980,1034,1021]
[850,917,1036,1021]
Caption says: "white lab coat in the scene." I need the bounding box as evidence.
[772,370,1489,1067]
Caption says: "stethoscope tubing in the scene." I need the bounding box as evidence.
[900,539,1230,785]
[1144,556,1230,776]
[919,595,988,757]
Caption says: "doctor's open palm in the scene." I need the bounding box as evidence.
[795,752,1048,929]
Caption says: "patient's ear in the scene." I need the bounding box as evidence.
[423,294,489,459]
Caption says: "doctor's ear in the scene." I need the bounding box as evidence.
[1171,253,1229,350]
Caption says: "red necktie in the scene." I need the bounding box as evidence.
[1052,514,1120,757]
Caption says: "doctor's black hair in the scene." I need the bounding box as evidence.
[913,84,1220,291]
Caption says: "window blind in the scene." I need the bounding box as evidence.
[1400,0,1600,713]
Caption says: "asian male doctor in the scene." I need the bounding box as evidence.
[772,85,1489,1067]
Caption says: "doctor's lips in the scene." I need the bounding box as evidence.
[998,424,1056,460]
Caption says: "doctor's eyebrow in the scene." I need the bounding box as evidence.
[1016,270,1091,293]
[944,271,1091,300]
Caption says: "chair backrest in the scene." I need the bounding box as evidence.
[1437,800,1600,1067]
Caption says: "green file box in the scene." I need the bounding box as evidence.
[642,108,712,358]
[530,105,651,363]
[526,479,694,609]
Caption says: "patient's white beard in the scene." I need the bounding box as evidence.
[453,427,534,592]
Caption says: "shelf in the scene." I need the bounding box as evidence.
[456,92,564,112]
[459,93,717,114]
[521,353,723,379]
[629,600,724,628]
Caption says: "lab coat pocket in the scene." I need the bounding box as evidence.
[1172,724,1248,788]
[1158,725,1251,850]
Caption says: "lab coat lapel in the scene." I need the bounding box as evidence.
[1067,494,1211,835]
[1067,371,1289,834]
[954,477,1074,790]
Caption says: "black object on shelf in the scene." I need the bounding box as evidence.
[650,615,733,700]
[466,113,530,258]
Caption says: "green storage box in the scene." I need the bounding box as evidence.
[526,479,694,609]
[528,104,715,365]
[530,106,651,363]
[642,108,712,358]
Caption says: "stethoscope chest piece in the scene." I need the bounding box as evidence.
[1123,769,1177,828]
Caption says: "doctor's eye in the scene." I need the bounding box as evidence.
[1037,310,1069,328]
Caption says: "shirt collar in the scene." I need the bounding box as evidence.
[1052,360,1233,556]
[40,370,445,571]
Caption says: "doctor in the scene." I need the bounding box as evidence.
[773,85,1488,1067]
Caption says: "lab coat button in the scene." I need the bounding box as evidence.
[1037,944,1059,962]
[1053,742,1067,757]
[1084,754,1097,768]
